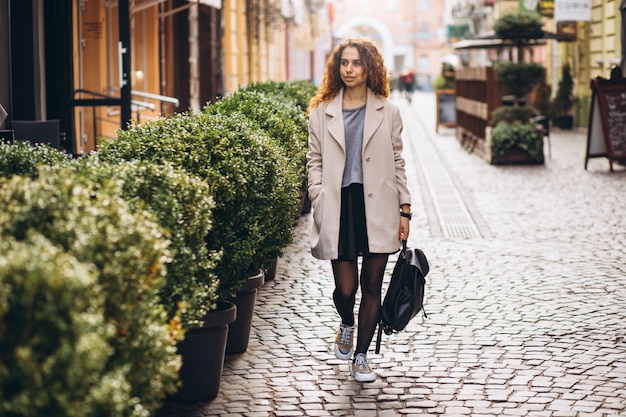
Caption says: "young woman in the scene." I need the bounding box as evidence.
[306,37,412,382]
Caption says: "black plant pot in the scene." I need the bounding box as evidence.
[226,270,265,354]
[557,115,574,129]
[300,189,312,215]
[168,300,236,402]
[264,257,278,281]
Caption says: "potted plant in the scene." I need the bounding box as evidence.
[98,110,299,301]
[73,157,221,329]
[0,236,116,417]
[204,88,306,280]
[489,121,545,165]
[490,106,539,126]
[494,62,546,106]
[169,299,236,402]
[66,155,234,403]
[0,139,70,181]
[433,63,456,91]
[551,63,576,129]
[241,81,317,215]
[494,11,545,63]
[243,79,318,113]
[0,167,181,416]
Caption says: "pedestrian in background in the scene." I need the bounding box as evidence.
[399,68,416,102]
[306,36,412,382]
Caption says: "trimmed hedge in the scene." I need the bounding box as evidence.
[494,62,546,101]
[490,122,544,165]
[491,106,538,126]
[205,88,308,191]
[97,110,301,299]
[243,80,318,112]
[0,169,180,417]
[0,140,70,181]
[72,157,219,329]
[0,236,113,417]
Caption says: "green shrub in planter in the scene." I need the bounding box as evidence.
[494,11,544,44]
[494,62,546,103]
[0,169,180,417]
[97,111,301,300]
[73,156,220,329]
[0,235,118,417]
[0,140,70,181]
[490,122,545,165]
[494,11,544,62]
[551,63,576,125]
[205,89,308,190]
[491,105,538,126]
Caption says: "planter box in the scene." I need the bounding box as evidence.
[556,115,574,130]
[491,146,545,165]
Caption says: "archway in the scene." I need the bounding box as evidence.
[334,15,412,73]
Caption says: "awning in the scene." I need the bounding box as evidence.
[132,0,221,15]
[452,30,573,50]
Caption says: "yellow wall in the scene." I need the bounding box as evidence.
[589,0,621,78]
[223,0,288,94]
[564,0,622,126]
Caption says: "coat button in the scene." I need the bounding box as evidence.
[367,193,373,198]
[365,157,370,162]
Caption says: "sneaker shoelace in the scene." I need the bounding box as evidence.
[354,354,370,372]
[339,325,354,346]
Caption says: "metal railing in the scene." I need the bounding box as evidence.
[71,89,178,151]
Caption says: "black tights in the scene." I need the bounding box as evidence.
[331,253,389,355]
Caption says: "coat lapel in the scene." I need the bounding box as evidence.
[363,89,384,151]
[326,90,345,152]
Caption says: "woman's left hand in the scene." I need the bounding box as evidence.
[399,217,410,241]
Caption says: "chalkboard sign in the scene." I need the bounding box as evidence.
[436,89,456,133]
[585,70,626,171]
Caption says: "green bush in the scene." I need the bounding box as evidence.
[494,11,544,46]
[494,62,546,101]
[0,140,70,181]
[490,122,545,165]
[433,75,454,91]
[73,157,220,329]
[97,110,301,300]
[205,88,308,190]
[242,80,318,112]
[552,63,575,116]
[0,169,180,417]
[491,105,538,126]
[0,235,117,417]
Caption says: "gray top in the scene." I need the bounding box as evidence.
[341,104,366,187]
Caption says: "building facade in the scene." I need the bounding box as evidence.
[447,0,624,128]
[309,0,452,90]
[0,0,304,156]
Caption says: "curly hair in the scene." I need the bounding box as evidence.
[308,36,390,113]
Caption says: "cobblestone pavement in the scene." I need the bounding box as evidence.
[156,91,626,416]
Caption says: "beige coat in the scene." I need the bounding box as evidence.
[306,88,411,260]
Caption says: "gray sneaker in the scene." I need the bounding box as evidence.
[333,324,355,360]
[351,353,376,382]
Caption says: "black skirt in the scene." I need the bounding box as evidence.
[337,183,370,261]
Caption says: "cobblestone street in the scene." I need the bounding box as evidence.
[157,91,626,416]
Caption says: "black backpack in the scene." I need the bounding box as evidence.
[375,240,429,354]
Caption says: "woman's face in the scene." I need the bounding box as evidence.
[339,46,368,89]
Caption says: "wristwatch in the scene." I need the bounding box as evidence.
[400,212,412,220]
